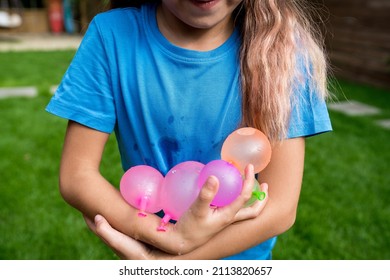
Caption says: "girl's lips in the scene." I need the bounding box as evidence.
[189,0,220,10]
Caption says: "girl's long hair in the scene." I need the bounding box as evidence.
[236,0,329,141]
[110,0,329,141]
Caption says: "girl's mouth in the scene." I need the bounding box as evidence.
[190,0,219,10]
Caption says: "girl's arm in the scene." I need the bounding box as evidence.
[184,137,305,259]
[88,137,304,259]
[59,120,265,255]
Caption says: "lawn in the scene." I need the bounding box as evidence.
[0,51,389,260]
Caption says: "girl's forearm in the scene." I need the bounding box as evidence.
[59,169,190,254]
[173,138,305,260]
[177,140,304,259]
[175,198,296,259]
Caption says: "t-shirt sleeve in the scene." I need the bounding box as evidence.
[287,75,332,139]
[45,17,116,133]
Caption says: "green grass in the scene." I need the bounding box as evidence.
[0,51,121,259]
[0,51,389,259]
[273,80,390,260]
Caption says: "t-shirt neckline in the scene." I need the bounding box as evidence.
[144,3,240,62]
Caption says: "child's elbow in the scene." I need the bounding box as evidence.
[59,176,73,203]
[276,207,297,235]
[284,209,297,231]
[58,172,79,205]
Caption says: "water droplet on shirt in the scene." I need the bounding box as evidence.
[158,137,180,168]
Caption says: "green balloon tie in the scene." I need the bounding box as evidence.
[252,190,266,201]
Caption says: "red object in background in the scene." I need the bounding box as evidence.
[48,0,64,33]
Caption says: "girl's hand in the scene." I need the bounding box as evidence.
[171,164,268,254]
[85,214,170,260]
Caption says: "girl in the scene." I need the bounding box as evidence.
[46,0,332,259]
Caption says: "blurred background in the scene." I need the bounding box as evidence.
[0,0,108,34]
[0,0,389,259]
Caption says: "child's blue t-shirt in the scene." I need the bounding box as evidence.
[46,4,332,260]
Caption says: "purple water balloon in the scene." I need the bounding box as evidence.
[197,160,243,207]
[158,161,205,231]
[120,165,163,217]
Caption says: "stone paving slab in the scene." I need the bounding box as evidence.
[328,99,390,130]
[376,119,390,130]
[0,33,82,52]
[328,100,381,116]
[0,86,37,99]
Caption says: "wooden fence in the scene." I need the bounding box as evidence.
[316,0,390,89]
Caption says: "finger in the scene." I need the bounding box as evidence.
[94,215,149,259]
[233,183,269,222]
[94,215,134,253]
[83,215,97,233]
[241,164,256,201]
[189,175,219,217]
[94,215,124,247]
[226,164,255,211]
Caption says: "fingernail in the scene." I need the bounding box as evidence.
[95,214,103,223]
[206,176,217,187]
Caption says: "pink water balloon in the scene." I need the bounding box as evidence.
[158,161,205,231]
[120,165,163,217]
[221,127,272,174]
[197,160,243,207]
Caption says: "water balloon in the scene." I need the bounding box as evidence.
[120,165,163,217]
[197,160,243,207]
[158,161,205,231]
[221,127,272,174]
